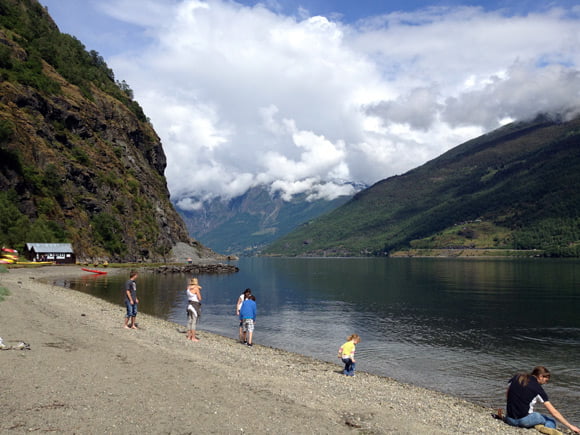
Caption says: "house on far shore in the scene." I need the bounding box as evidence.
[24,243,76,264]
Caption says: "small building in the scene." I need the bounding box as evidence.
[25,243,76,264]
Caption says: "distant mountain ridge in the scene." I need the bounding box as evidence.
[265,114,580,257]
[177,185,355,255]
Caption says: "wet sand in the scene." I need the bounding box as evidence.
[0,265,534,434]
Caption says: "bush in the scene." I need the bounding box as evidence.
[0,119,14,144]
[91,213,125,256]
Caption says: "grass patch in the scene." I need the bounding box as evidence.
[0,286,10,302]
[409,221,512,250]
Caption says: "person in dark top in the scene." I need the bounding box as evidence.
[123,270,139,329]
[504,366,579,434]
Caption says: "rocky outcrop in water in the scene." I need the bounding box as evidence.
[151,263,240,274]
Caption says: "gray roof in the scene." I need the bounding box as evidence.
[26,243,74,253]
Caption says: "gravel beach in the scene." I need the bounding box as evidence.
[0,265,544,434]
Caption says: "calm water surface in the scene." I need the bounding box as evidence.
[58,257,580,422]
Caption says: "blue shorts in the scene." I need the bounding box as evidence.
[125,301,137,318]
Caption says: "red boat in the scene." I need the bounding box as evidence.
[81,267,107,275]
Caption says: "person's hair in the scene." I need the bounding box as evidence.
[244,288,252,295]
[190,277,198,285]
[250,295,256,301]
[517,366,550,387]
[129,270,137,278]
[532,366,550,378]
[347,333,360,342]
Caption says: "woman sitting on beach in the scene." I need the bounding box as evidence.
[504,366,580,434]
[186,278,202,342]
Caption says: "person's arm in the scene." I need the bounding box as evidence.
[125,289,134,304]
[544,401,580,433]
[236,296,243,315]
[196,286,202,302]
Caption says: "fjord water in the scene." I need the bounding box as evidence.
[62,257,580,421]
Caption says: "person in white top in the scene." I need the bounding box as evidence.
[186,278,202,341]
[236,288,251,343]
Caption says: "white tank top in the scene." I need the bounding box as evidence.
[187,288,199,302]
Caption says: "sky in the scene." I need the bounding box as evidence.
[37,0,580,211]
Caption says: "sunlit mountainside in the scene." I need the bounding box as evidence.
[265,114,580,257]
[0,0,214,261]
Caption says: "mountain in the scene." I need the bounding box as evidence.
[177,185,354,255]
[0,0,217,262]
[265,114,580,257]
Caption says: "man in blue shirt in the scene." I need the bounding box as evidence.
[239,295,256,347]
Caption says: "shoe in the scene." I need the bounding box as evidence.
[247,343,253,347]
[533,425,563,435]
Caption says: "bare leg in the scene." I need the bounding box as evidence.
[190,316,199,341]
[191,328,199,341]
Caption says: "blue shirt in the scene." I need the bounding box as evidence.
[239,299,256,321]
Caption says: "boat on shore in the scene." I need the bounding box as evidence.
[81,267,107,275]
[1,247,18,263]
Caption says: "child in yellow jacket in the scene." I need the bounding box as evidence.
[338,334,360,376]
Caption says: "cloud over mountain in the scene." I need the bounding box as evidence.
[96,1,580,206]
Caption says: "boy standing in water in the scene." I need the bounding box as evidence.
[123,270,139,329]
[338,334,360,376]
[240,295,257,347]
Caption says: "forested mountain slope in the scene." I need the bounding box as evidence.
[265,114,580,257]
[0,0,213,261]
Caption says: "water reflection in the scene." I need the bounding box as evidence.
[58,257,580,422]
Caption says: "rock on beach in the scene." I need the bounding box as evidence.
[0,266,530,434]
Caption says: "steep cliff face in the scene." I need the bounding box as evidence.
[0,0,213,261]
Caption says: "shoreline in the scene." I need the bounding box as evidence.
[0,266,531,433]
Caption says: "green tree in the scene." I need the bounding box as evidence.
[91,213,125,256]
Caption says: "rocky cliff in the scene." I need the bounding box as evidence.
[0,0,216,262]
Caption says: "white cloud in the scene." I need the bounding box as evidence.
[443,63,580,128]
[100,0,580,207]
